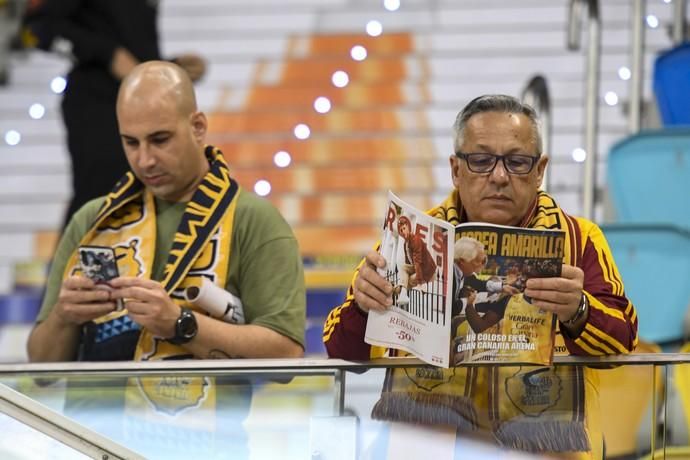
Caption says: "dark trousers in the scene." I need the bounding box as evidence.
[61,90,130,229]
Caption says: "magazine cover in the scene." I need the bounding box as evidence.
[451,224,564,365]
[364,191,454,367]
[364,193,564,367]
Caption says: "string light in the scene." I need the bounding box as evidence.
[384,0,401,11]
[4,130,21,146]
[572,148,587,163]
[294,123,311,140]
[29,103,46,119]
[254,180,271,196]
[366,20,383,37]
[313,96,332,114]
[50,76,66,94]
[274,151,292,168]
[350,45,367,61]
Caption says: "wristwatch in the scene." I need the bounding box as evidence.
[563,293,588,326]
[169,307,198,345]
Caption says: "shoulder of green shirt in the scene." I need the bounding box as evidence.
[234,190,296,241]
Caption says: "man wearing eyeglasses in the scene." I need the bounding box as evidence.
[323,94,637,458]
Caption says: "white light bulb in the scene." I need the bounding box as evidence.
[646,15,659,28]
[618,66,631,81]
[254,180,272,196]
[384,0,401,11]
[274,150,292,168]
[332,70,349,88]
[572,148,587,163]
[294,123,311,140]
[29,103,46,120]
[50,76,67,94]
[604,91,619,106]
[313,96,332,114]
[350,45,368,61]
[366,20,383,37]
[4,130,21,146]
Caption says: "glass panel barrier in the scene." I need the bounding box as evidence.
[0,355,688,459]
[0,411,90,459]
[0,361,342,460]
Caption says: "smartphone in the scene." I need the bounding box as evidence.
[78,245,119,285]
[78,245,123,310]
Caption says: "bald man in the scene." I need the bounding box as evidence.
[28,61,306,364]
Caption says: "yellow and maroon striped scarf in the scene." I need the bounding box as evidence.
[372,190,592,455]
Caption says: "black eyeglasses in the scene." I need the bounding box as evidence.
[455,152,539,175]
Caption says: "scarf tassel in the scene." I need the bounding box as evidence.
[371,392,478,432]
[494,420,590,452]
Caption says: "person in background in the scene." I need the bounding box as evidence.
[22,0,206,228]
[323,94,637,459]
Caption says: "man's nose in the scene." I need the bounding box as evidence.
[137,146,157,169]
[489,158,510,184]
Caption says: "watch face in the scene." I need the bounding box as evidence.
[177,310,198,340]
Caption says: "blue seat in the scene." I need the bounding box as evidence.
[654,42,690,126]
[0,290,42,325]
[607,129,690,230]
[600,224,690,344]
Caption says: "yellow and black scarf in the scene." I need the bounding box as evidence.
[64,145,239,416]
[372,190,591,454]
[65,145,239,360]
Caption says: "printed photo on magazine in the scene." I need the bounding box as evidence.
[451,223,564,366]
[364,191,454,367]
[364,191,565,368]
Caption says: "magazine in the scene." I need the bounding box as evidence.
[364,191,564,368]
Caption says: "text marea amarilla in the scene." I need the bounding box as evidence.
[458,230,565,259]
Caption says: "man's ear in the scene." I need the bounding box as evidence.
[450,155,462,188]
[190,111,208,142]
[535,154,549,188]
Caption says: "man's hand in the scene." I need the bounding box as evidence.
[501,284,520,295]
[110,47,139,80]
[524,264,584,323]
[52,276,117,326]
[173,54,207,82]
[353,251,393,313]
[109,277,180,338]
[466,289,477,307]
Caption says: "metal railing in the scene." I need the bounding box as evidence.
[0,356,688,457]
[567,0,601,221]
[630,0,646,134]
[672,0,688,44]
[521,74,552,192]
[0,384,145,459]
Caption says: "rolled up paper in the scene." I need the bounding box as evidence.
[184,277,245,324]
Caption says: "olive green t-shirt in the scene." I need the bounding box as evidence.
[38,191,306,348]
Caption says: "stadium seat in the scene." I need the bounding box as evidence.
[607,129,690,230]
[600,224,690,345]
[597,341,662,458]
[654,42,690,126]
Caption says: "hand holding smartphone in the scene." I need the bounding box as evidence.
[78,245,124,310]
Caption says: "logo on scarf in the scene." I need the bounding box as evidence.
[136,375,210,416]
[114,238,145,277]
[97,201,145,231]
[505,367,562,417]
[404,367,458,392]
